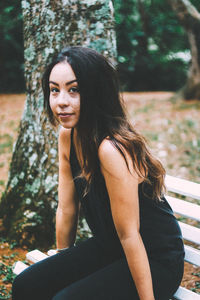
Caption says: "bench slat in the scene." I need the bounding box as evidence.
[13,261,28,275]
[166,195,200,222]
[179,222,200,245]
[184,245,200,267]
[173,286,200,300]
[165,175,200,200]
[26,249,48,263]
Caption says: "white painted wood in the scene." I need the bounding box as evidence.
[166,195,200,222]
[173,286,200,300]
[165,175,200,200]
[13,261,28,275]
[184,245,200,267]
[179,222,200,245]
[26,249,48,263]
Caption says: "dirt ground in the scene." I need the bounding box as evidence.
[0,93,200,298]
[0,94,26,195]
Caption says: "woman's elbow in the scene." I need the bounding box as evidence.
[56,204,77,217]
[118,229,140,245]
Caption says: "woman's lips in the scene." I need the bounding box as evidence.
[58,113,74,119]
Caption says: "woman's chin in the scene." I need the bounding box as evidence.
[59,122,77,129]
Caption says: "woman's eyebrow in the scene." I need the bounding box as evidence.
[49,79,77,86]
[49,81,59,86]
[66,79,77,86]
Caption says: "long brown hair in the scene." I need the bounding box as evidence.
[42,46,165,200]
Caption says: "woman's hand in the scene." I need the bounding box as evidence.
[47,247,70,256]
[47,249,58,256]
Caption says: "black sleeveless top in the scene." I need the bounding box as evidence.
[70,130,184,267]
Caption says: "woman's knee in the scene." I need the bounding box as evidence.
[12,264,41,300]
[52,285,81,300]
[52,290,67,300]
[12,271,29,300]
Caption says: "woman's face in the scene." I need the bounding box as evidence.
[49,62,80,129]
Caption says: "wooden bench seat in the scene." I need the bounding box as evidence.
[13,175,200,299]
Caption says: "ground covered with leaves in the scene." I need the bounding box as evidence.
[0,93,200,299]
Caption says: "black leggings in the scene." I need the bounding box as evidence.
[12,237,183,300]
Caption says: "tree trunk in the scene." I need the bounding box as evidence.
[137,0,149,54]
[168,0,200,99]
[0,0,116,248]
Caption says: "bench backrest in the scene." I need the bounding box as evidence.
[165,175,200,300]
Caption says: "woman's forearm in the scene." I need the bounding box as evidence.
[121,233,155,300]
[56,207,78,249]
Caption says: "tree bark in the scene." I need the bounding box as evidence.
[0,0,116,248]
[168,0,200,99]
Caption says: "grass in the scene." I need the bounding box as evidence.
[126,93,200,184]
[0,134,13,155]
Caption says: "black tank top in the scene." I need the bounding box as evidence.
[70,129,184,267]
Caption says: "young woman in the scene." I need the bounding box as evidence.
[12,46,184,300]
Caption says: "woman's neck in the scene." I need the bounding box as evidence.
[72,127,83,169]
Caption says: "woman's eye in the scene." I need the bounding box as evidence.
[69,87,79,93]
[50,87,59,93]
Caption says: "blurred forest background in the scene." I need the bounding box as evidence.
[1,0,200,93]
[0,1,200,298]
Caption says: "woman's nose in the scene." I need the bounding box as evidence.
[57,91,69,106]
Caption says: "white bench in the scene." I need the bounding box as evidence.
[165,175,200,300]
[13,175,200,299]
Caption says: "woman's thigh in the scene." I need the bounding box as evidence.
[12,237,118,300]
[52,257,183,300]
[52,257,138,300]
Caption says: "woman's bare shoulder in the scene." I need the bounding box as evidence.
[98,138,127,163]
[98,138,141,181]
[98,138,116,156]
[98,138,127,175]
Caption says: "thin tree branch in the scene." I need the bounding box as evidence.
[168,0,200,29]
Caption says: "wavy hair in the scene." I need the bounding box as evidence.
[42,46,165,200]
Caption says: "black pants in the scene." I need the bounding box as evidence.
[12,237,183,300]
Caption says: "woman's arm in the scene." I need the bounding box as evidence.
[56,127,79,249]
[98,140,155,300]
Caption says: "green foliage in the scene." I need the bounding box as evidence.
[0,0,25,92]
[0,286,12,300]
[113,0,200,91]
[191,282,200,294]
[0,263,16,299]
[1,0,200,92]
[76,208,92,242]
